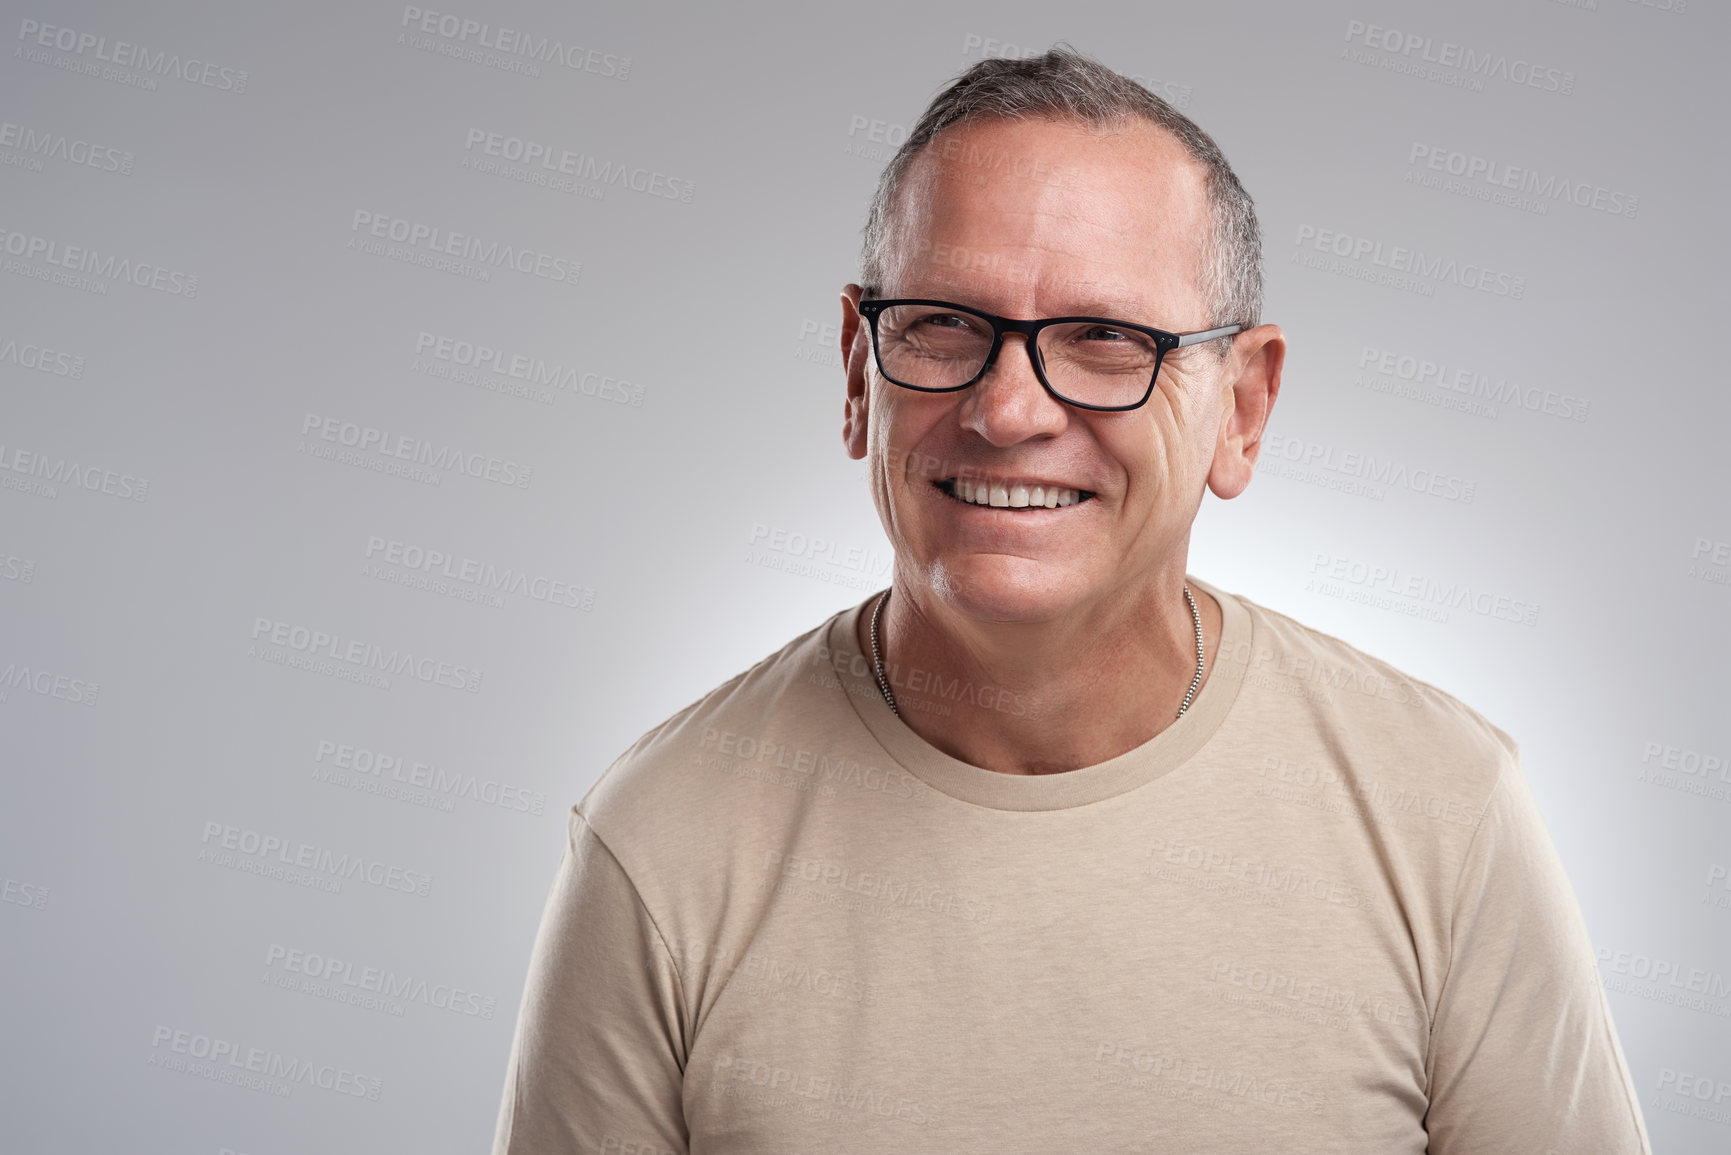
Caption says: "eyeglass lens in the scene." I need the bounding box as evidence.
[871,302,1162,408]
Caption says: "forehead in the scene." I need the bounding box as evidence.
[889,116,1211,322]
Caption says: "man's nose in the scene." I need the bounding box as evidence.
[958,333,1068,445]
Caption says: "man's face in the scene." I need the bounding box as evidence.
[842,115,1256,624]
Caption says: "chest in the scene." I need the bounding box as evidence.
[678,850,1433,1154]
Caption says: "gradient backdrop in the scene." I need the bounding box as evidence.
[3,0,1727,1151]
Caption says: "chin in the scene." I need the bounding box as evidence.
[925,557,1083,623]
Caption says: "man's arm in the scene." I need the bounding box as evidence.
[1422,753,1650,1153]
[493,808,690,1155]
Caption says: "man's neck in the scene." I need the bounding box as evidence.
[855,575,1223,776]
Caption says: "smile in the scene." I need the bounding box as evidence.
[933,477,1095,509]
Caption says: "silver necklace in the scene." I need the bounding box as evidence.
[868,584,1205,721]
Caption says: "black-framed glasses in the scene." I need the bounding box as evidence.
[856,298,1245,412]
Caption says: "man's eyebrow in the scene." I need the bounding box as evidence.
[893,284,1161,322]
[1062,299,1161,321]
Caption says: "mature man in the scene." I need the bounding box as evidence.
[493,47,1649,1153]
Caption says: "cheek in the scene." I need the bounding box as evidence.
[1155,385,1220,472]
[1110,420,1180,495]
[868,397,907,469]
[876,399,954,476]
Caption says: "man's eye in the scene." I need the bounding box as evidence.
[919,313,973,330]
[1080,325,1131,341]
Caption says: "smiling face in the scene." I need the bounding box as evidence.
[842,115,1253,625]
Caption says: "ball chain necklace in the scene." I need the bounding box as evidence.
[867,584,1205,722]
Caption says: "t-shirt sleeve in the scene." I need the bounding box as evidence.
[492,808,690,1155]
[1421,752,1651,1154]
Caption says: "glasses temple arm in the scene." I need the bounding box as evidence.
[1172,323,1246,348]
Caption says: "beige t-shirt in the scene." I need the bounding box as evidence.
[492,578,1649,1154]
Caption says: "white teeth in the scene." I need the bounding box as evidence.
[945,479,1085,509]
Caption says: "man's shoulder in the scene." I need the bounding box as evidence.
[1229,588,1519,778]
[574,603,860,849]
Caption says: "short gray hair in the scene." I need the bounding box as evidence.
[860,44,1262,355]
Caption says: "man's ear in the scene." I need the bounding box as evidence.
[841,283,870,461]
[1206,323,1286,500]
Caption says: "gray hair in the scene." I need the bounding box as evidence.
[860,44,1262,355]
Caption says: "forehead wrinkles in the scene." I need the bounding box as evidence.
[886,119,1211,316]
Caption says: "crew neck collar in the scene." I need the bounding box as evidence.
[822,576,1250,811]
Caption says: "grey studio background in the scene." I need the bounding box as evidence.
[2,0,1727,1151]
